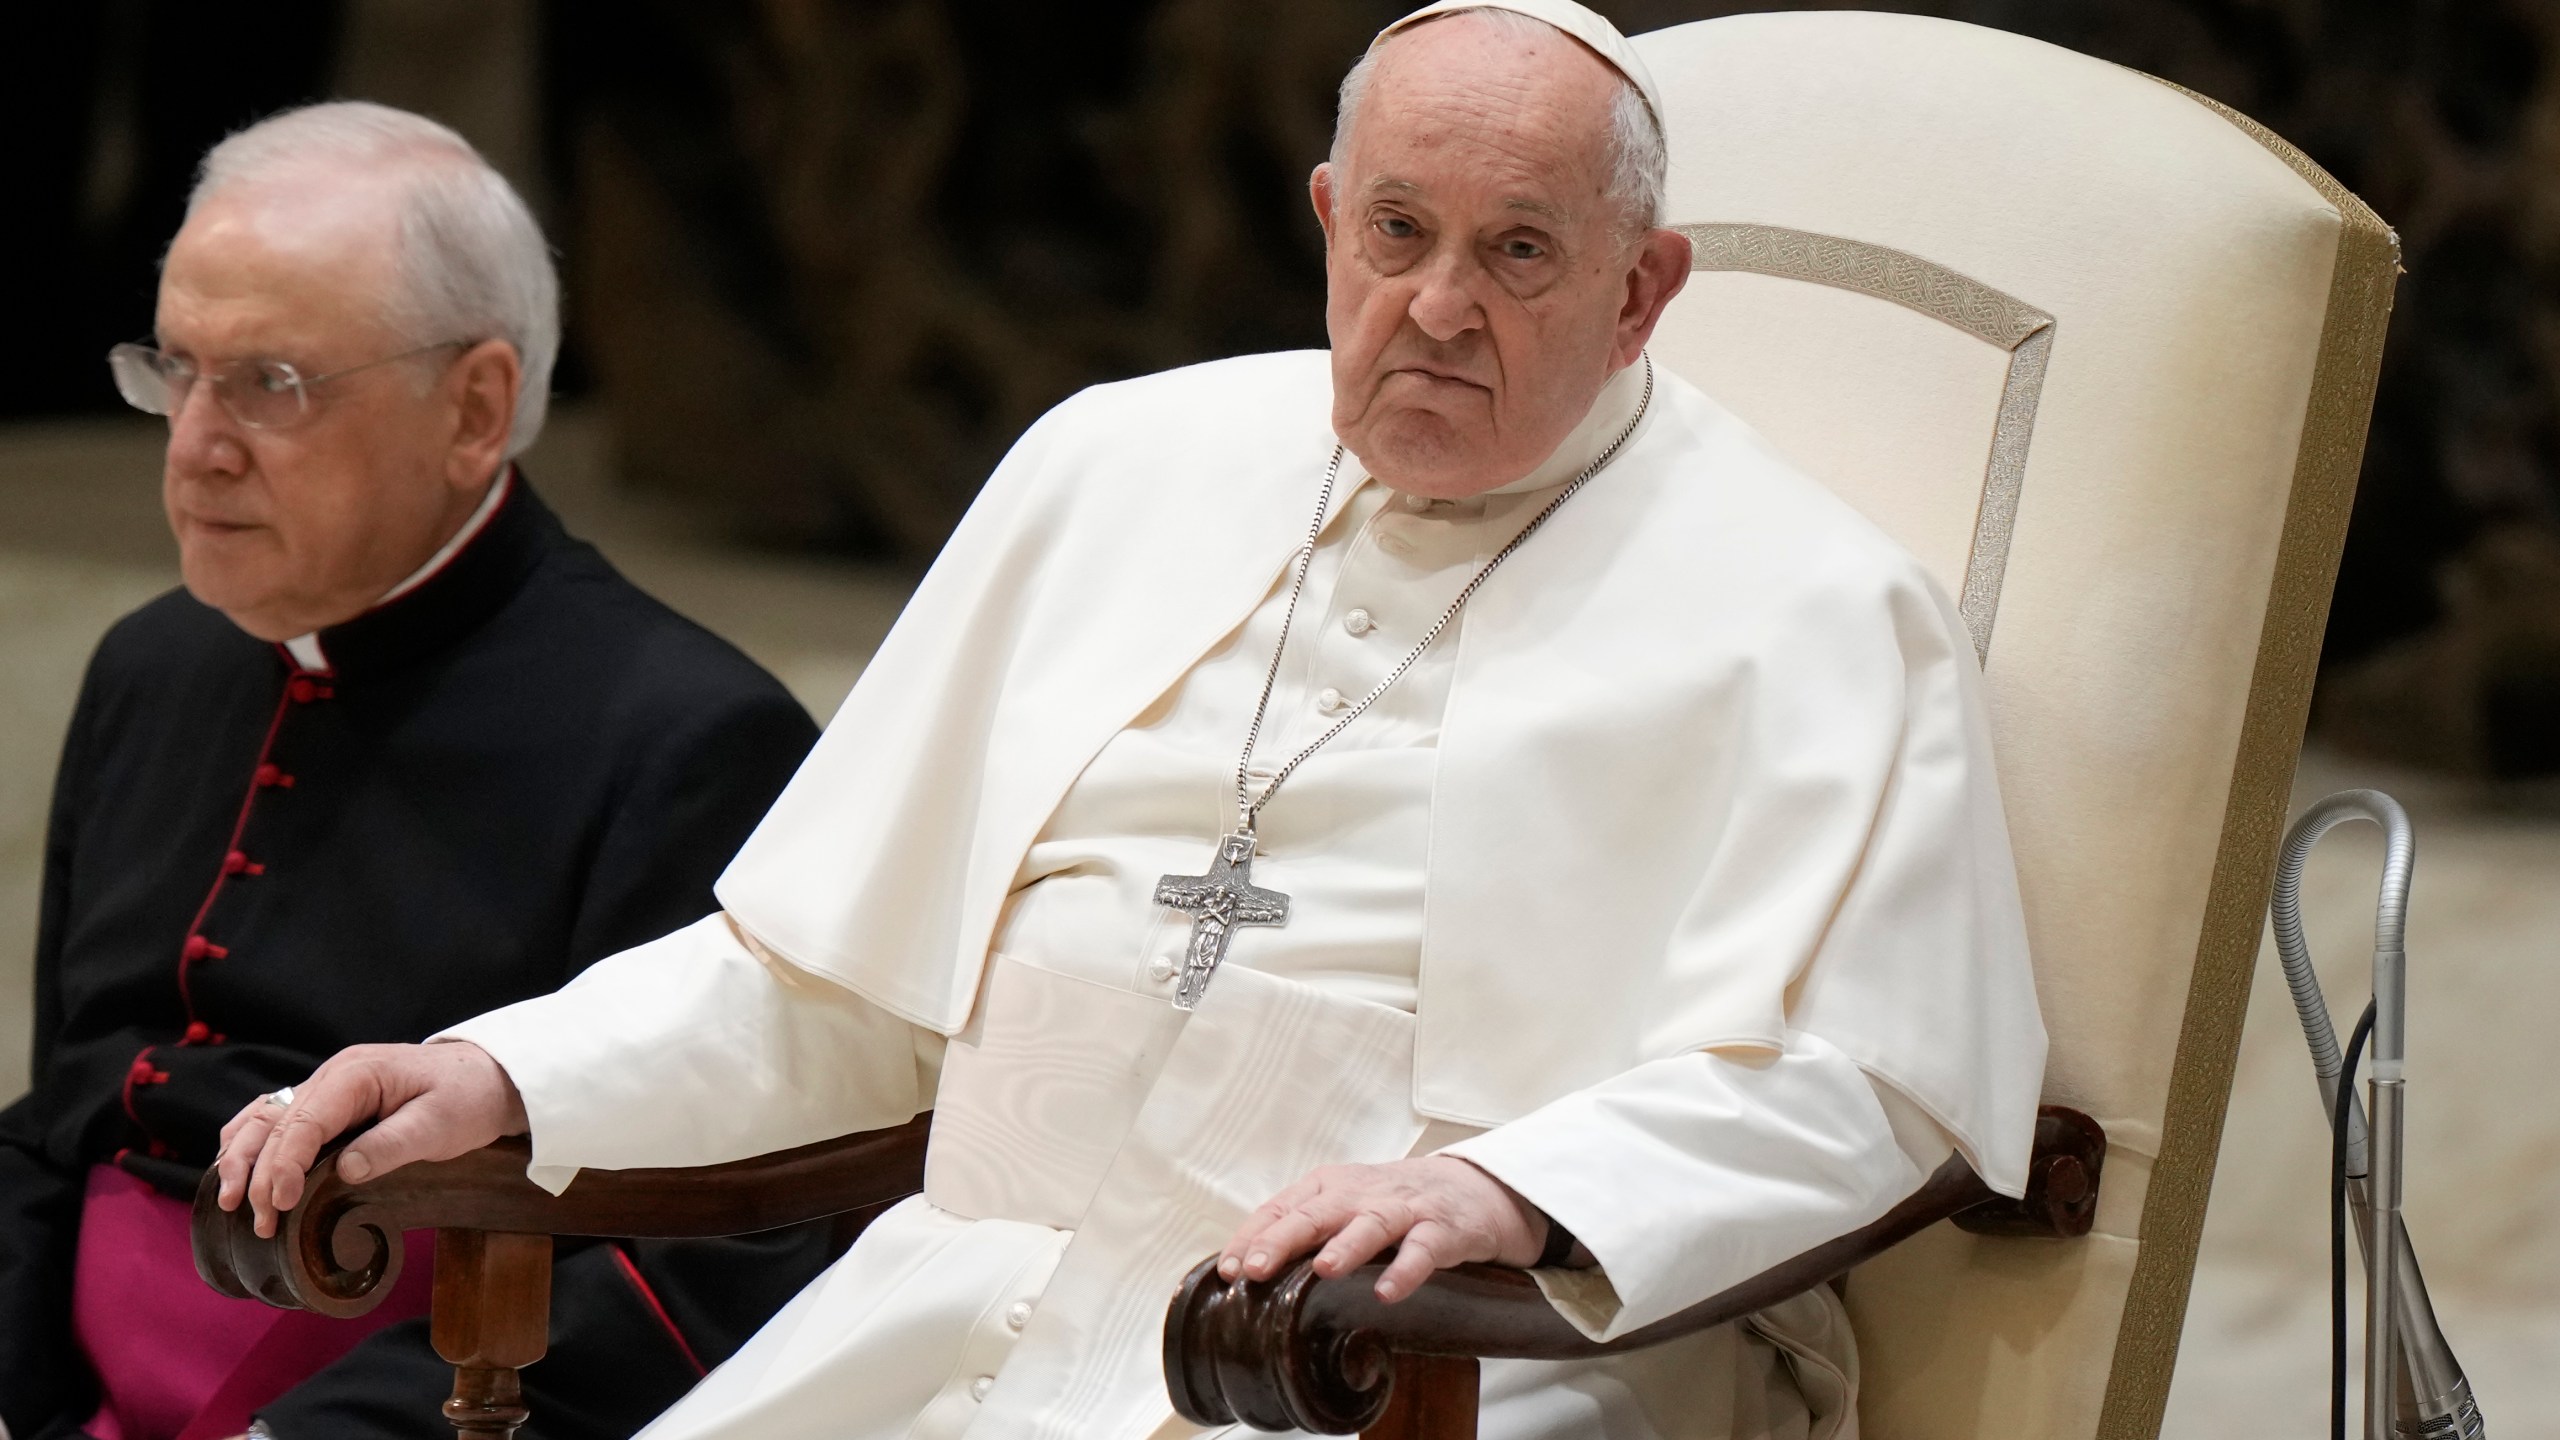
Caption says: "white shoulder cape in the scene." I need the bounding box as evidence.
[716,350,2046,1193]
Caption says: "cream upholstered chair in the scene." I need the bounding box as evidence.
[1633,12,2395,1438]
[188,14,2395,1440]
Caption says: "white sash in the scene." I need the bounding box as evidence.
[966,964,1427,1440]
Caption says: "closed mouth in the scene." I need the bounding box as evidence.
[1390,366,1489,392]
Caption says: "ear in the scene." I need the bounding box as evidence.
[1611,227,1692,369]
[445,339,523,491]
[1310,163,1339,249]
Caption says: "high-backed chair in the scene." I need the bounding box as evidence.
[192,13,2393,1440]
[1630,15,2393,1437]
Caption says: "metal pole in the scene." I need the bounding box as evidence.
[2365,853,2407,1440]
[2273,790,2481,1440]
[2365,1063,2402,1440]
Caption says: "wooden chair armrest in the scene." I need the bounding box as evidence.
[1165,1105,2104,1437]
[190,1113,933,1318]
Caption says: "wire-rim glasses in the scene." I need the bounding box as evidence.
[106,339,471,431]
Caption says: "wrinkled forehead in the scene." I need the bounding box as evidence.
[1348,15,1623,214]
[159,173,407,349]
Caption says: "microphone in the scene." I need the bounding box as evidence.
[2272,792,2484,1440]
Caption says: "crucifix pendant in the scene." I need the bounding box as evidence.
[1153,831,1290,1009]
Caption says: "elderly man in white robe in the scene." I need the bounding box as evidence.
[214,2,2047,1436]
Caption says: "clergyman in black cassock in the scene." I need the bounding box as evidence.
[0,472,832,1439]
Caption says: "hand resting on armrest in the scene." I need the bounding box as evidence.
[1217,1155,1567,1305]
[213,1040,528,1238]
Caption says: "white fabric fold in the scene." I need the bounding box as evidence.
[923,955,1190,1230]
[1446,1032,1925,1340]
[436,913,933,1194]
[969,964,1426,1440]
[635,1200,1069,1440]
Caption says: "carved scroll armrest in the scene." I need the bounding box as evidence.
[1166,1105,2104,1436]
[190,1113,933,1318]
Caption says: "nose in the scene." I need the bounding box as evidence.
[1406,247,1486,344]
[164,374,249,481]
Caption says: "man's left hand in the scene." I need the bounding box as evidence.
[1218,1155,1547,1303]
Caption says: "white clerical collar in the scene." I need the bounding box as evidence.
[283,465,514,674]
[1489,355,1650,496]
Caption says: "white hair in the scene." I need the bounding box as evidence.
[188,101,561,458]
[1330,8,1666,239]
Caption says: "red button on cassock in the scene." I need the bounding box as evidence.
[183,1021,210,1043]
[182,936,228,962]
[222,850,248,875]
[254,764,295,789]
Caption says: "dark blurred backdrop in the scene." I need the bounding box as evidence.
[11,0,2558,774]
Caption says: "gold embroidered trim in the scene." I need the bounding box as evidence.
[2094,77,2401,1440]
[1675,222,2055,658]
[1681,222,2051,348]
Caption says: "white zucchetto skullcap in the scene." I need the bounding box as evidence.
[1372,0,1665,129]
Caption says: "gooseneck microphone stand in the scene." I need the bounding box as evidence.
[2270,791,2483,1440]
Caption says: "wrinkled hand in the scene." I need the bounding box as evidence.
[1218,1155,1548,1304]
[215,1041,528,1239]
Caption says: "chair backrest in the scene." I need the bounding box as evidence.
[1630,14,2395,1438]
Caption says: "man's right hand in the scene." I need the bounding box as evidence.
[214,1040,529,1239]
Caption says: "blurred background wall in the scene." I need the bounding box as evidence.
[2,1,2553,1433]
[12,0,2560,775]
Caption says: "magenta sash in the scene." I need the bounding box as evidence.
[73,1164,435,1440]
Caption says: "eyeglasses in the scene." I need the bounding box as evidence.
[107,339,470,431]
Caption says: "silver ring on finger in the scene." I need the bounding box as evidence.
[262,1085,296,1109]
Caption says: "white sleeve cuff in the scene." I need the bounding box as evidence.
[1441,1034,1926,1341]
[436,912,931,1193]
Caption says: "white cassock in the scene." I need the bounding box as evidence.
[443,352,2048,1440]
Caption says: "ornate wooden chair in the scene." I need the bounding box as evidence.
[192,12,2394,1439]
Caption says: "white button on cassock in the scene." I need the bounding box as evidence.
[1006,1301,1033,1331]
[1343,608,1376,636]
[971,1376,994,1402]
[1316,687,1348,713]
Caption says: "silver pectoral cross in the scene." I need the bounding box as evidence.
[1153,831,1290,1009]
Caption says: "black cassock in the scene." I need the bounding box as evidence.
[1,478,833,1439]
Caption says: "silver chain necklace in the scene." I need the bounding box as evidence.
[1151,353,1656,1007]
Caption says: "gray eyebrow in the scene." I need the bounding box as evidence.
[1359,176,1572,225]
